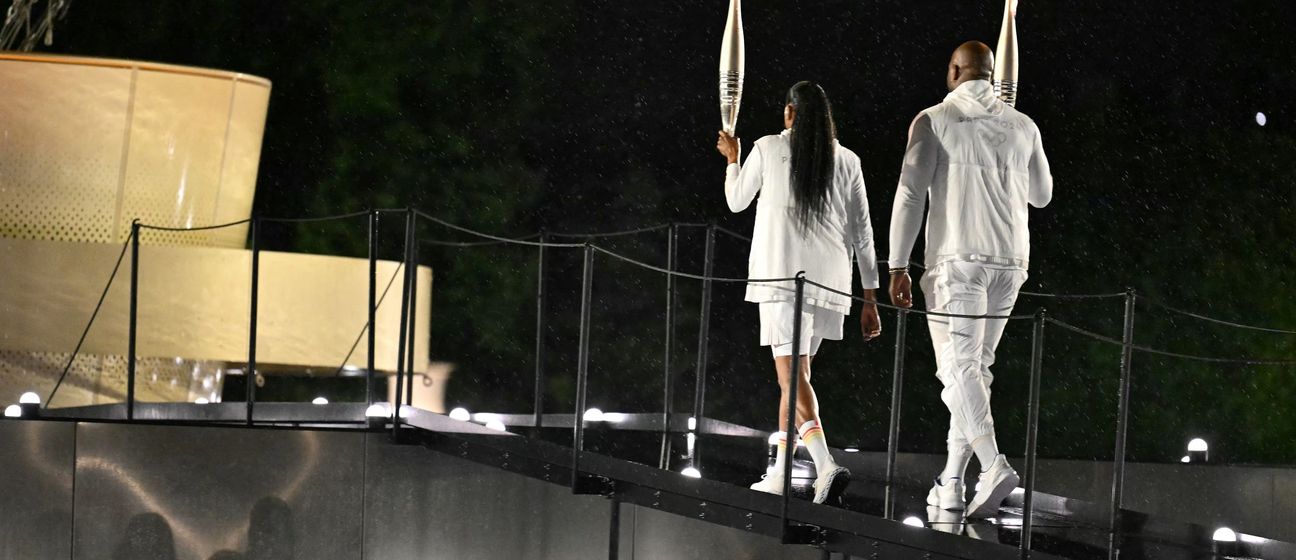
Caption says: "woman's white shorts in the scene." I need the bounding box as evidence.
[758,302,844,357]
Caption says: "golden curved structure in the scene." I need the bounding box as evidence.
[0,54,434,408]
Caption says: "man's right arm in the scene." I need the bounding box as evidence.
[1028,123,1053,208]
[888,113,937,270]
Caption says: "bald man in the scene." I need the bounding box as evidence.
[888,41,1052,519]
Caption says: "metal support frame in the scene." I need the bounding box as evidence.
[572,243,595,491]
[391,209,414,436]
[366,210,379,406]
[1107,289,1137,559]
[658,223,678,470]
[127,220,140,420]
[690,223,717,469]
[246,217,260,426]
[1021,309,1046,558]
[779,273,807,543]
[533,230,548,436]
[884,308,909,519]
[405,229,419,408]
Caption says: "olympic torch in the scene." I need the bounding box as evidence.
[993,0,1019,107]
[718,0,745,134]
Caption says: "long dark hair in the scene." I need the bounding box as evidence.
[787,81,836,231]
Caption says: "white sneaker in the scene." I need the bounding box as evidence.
[749,471,785,495]
[965,455,1019,519]
[926,476,966,511]
[812,464,851,504]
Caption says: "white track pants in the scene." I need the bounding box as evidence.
[920,261,1027,446]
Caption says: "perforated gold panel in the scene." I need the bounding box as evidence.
[0,54,270,247]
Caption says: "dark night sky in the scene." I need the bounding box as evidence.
[50,1,1296,464]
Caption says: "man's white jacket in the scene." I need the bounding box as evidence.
[889,79,1053,270]
[726,130,879,315]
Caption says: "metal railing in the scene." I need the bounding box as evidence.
[39,208,1296,559]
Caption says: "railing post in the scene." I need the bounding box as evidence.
[405,229,419,408]
[246,217,260,426]
[1021,309,1046,558]
[366,209,378,407]
[127,220,140,420]
[1107,288,1137,559]
[779,273,806,543]
[690,223,716,468]
[884,308,909,519]
[391,208,414,437]
[572,243,595,492]
[658,223,679,470]
[533,229,548,435]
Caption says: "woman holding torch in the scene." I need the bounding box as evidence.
[715,81,882,504]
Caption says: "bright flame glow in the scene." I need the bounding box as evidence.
[1213,527,1237,542]
[19,392,40,405]
[681,467,702,478]
[311,397,329,405]
[1256,112,1267,126]
[1187,438,1208,452]
[485,420,507,432]
[449,407,471,421]
[903,516,925,528]
[583,408,604,422]
[4,405,20,417]
[365,403,390,418]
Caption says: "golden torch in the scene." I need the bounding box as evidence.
[993,0,1019,106]
[718,0,745,134]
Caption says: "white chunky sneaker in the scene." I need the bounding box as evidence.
[965,455,1020,519]
[749,471,785,495]
[926,476,966,511]
[812,464,851,505]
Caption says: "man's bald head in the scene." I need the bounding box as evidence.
[946,41,995,92]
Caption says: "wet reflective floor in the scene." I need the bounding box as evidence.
[529,425,1288,560]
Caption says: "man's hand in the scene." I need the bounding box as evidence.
[889,270,913,308]
[716,130,740,164]
[860,290,882,341]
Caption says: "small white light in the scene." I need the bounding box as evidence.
[767,432,785,446]
[1213,527,1237,542]
[449,407,471,421]
[1187,438,1208,452]
[19,392,40,405]
[195,398,209,404]
[680,467,702,478]
[843,447,860,453]
[485,420,507,432]
[903,516,925,528]
[1181,455,1191,463]
[4,405,21,418]
[398,405,412,419]
[602,412,627,423]
[365,403,390,418]
[1256,112,1267,126]
[583,408,604,422]
[312,397,329,405]
[687,416,697,431]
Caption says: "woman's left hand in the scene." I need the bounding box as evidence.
[716,130,740,164]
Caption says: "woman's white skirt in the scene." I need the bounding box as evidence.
[758,301,844,357]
